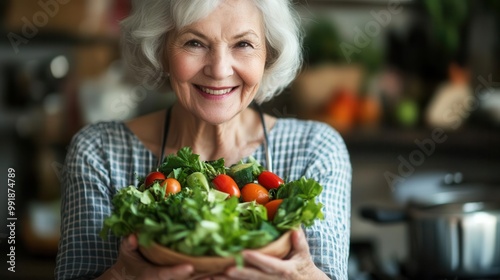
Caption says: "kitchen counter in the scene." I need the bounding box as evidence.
[344,126,500,157]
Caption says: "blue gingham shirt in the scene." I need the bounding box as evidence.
[55,118,351,280]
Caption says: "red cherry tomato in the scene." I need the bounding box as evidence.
[265,199,283,221]
[212,174,241,198]
[257,171,284,190]
[144,171,165,188]
[160,178,181,196]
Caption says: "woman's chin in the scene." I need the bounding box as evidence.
[191,100,252,125]
[196,111,238,125]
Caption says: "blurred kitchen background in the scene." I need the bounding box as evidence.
[0,0,499,279]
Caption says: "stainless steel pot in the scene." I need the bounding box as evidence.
[406,201,500,278]
[361,172,500,278]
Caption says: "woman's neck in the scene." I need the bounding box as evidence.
[165,103,271,165]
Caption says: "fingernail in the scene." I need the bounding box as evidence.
[184,265,194,273]
[227,268,238,277]
[242,250,255,259]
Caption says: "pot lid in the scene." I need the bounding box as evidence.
[393,171,500,206]
[411,201,500,216]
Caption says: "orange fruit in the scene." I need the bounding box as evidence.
[325,89,358,132]
[265,199,283,221]
[241,183,269,204]
[357,96,381,127]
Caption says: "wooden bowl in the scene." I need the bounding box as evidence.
[139,231,292,279]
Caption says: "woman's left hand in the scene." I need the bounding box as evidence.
[212,229,329,280]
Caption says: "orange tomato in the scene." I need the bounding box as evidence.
[241,183,269,204]
[160,178,181,197]
[265,199,283,221]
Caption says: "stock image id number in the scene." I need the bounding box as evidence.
[8,168,15,217]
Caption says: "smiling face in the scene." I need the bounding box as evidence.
[165,0,267,125]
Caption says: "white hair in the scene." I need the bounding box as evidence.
[120,0,303,103]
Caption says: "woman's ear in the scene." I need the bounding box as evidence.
[162,61,170,78]
[162,53,170,74]
[161,59,170,78]
[162,35,171,74]
[265,41,277,69]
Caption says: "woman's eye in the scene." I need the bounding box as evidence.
[185,40,203,48]
[236,41,253,48]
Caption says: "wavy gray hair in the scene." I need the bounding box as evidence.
[120,0,302,103]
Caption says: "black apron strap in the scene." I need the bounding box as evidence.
[157,106,173,167]
[253,103,273,172]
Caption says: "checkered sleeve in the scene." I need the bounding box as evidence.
[55,123,121,280]
[302,122,352,280]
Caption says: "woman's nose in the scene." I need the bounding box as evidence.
[204,48,234,79]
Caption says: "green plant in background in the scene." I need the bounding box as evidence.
[302,17,383,73]
[423,0,500,70]
[302,17,343,65]
[423,0,469,55]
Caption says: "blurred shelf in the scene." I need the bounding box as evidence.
[343,126,500,157]
[0,30,118,48]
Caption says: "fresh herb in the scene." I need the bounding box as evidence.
[274,177,324,229]
[158,147,226,183]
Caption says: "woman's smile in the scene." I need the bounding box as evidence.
[194,84,239,99]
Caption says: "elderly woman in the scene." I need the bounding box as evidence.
[55,0,351,279]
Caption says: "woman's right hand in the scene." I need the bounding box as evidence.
[97,235,195,280]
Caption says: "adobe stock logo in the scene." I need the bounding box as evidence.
[7,0,72,54]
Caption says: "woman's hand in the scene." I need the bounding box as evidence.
[97,235,195,280]
[213,229,329,280]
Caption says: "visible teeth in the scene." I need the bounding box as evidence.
[199,86,232,95]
